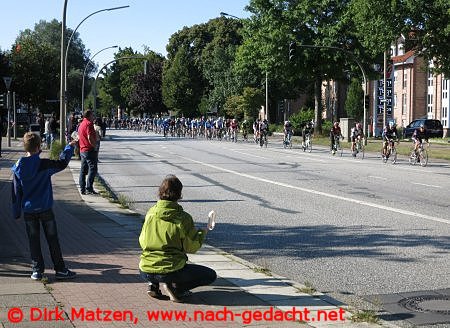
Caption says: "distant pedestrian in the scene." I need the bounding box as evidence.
[48,112,58,147]
[139,175,216,302]
[77,109,98,195]
[44,118,51,149]
[11,132,77,280]
[93,118,102,152]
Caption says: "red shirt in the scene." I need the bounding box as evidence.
[78,118,96,152]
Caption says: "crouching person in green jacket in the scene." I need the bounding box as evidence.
[139,175,217,302]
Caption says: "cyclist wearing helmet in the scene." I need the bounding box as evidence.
[284,120,293,142]
[350,122,365,154]
[412,123,429,155]
[330,122,342,153]
[302,121,314,146]
[382,122,398,158]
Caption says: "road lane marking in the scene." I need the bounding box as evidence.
[368,176,388,180]
[146,152,162,158]
[412,182,442,188]
[178,155,450,225]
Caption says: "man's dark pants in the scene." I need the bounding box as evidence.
[140,264,217,293]
[79,150,98,193]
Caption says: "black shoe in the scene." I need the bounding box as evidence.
[147,284,164,299]
[55,268,76,280]
[81,190,86,195]
[160,283,181,302]
[86,190,98,195]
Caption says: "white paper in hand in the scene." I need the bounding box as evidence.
[207,210,216,230]
[71,131,79,141]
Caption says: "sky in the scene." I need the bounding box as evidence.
[0,0,251,70]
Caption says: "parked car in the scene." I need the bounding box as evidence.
[403,119,443,139]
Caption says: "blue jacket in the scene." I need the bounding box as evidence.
[11,145,74,219]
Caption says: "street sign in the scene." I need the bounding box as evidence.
[3,77,12,90]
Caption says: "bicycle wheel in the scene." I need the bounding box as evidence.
[361,143,365,159]
[391,148,397,164]
[339,142,343,157]
[307,139,312,153]
[419,149,428,167]
[409,151,416,165]
[264,136,268,148]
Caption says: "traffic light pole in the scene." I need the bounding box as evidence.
[7,91,11,147]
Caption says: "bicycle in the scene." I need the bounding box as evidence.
[331,135,343,156]
[283,132,292,149]
[302,133,312,152]
[352,137,365,159]
[259,131,268,148]
[409,142,428,167]
[382,139,397,164]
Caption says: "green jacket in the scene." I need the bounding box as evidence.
[139,200,205,274]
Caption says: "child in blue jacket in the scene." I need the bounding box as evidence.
[12,132,77,280]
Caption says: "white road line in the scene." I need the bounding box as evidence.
[412,182,442,189]
[368,176,388,180]
[178,155,450,226]
[146,152,162,158]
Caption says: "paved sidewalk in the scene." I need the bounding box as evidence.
[0,140,382,328]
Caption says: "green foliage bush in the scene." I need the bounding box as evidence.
[289,108,314,132]
[321,120,333,136]
[49,141,64,160]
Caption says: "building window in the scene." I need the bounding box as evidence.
[427,94,433,114]
[402,94,407,115]
[428,70,434,86]
[443,78,448,99]
[403,72,407,89]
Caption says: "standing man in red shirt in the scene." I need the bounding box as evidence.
[78,110,98,195]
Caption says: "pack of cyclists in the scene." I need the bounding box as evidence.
[117,115,436,164]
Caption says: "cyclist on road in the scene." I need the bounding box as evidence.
[283,120,293,144]
[330,122,342,153]
[302,121,314,147]
[350,122,365,155]
[382,122,398,159]
[412,124,429,155]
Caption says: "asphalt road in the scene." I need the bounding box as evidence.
[97,129,450,301]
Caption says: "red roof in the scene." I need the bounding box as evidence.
[392,50,416,64]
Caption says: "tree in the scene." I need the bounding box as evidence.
[10,19,91,113]
[163,17,243,116]
[350,0,450,76]
[345,78,364,120]
[162,47,202,117]
[129,60,166,117]
[237,0,378,133]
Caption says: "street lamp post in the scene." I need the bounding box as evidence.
[220,12,241,20]
[220,12,271,120]
[295,45,368,137]
[60,0,68,144]
[81,45,118,111]
[60,3,129,143]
